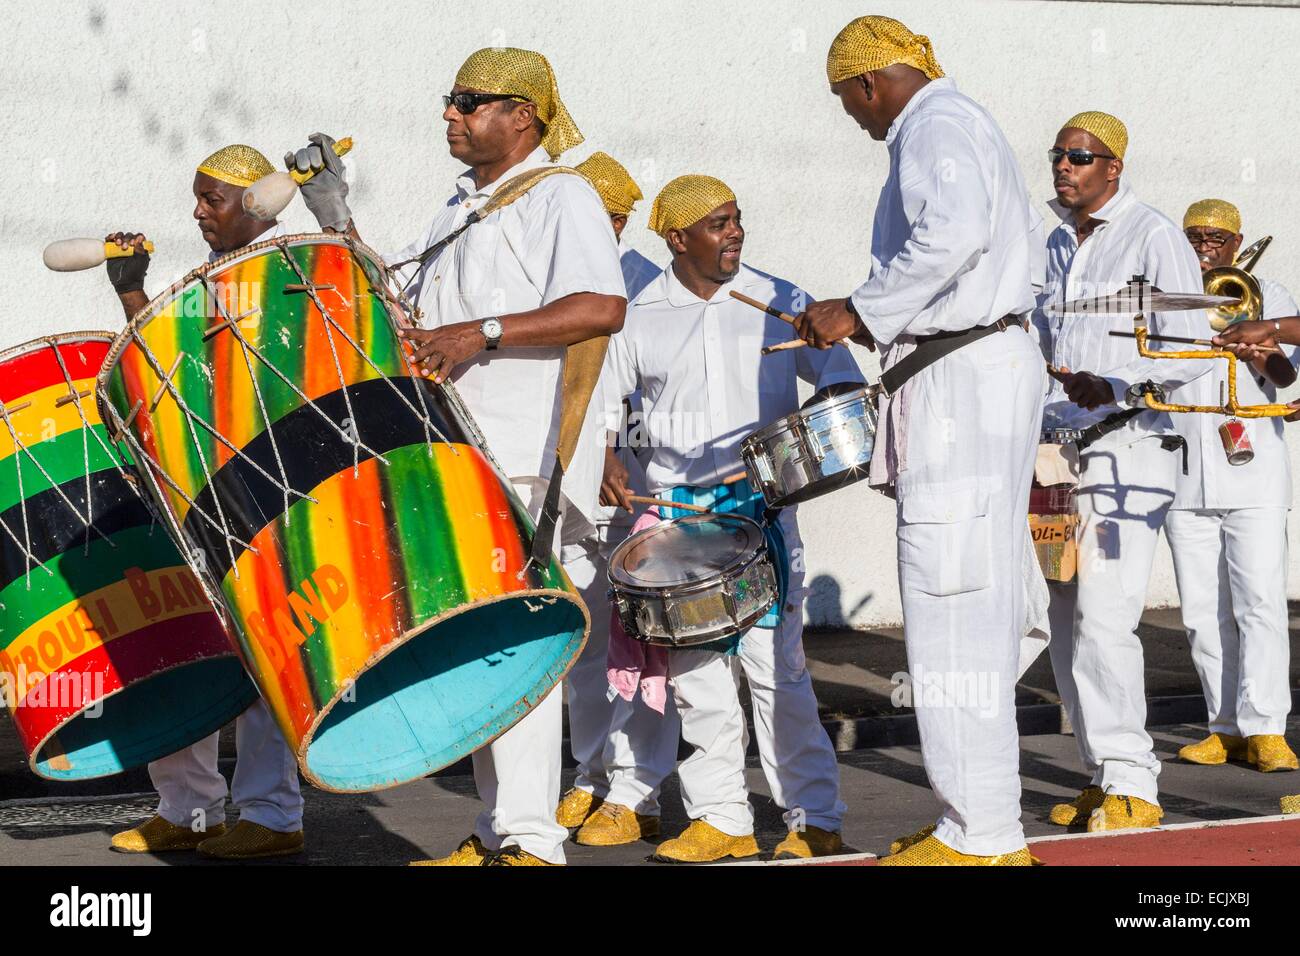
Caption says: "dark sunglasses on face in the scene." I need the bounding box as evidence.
[443,92,527,115]
[1048,147,1116,166]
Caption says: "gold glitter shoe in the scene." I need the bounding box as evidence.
[556,787,603,828]
[1281,794,1300,815]
[888,823,935,855]
[1086,794,1163,832]
[877,834,1033,866]
[653,820,759,864]
[1048,785,1105,826]
[484,846,559,866]
[574,802,660,846]
[772,825,842,860]
[196,820,303,859]
[409,834,489,866]
[1247,735,1299,773]
[1178,732,1247,766]
[110,814,225,854]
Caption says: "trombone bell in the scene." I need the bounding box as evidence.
[1203,235,1271,332]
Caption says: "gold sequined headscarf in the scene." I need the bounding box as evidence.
[1060,111,1128,160]
[826,15,944,85]
[1184,198,1241,235]
[575,152,643,216]
[196,144,275,188]
[648,175,737,237]
[455,47,583,160]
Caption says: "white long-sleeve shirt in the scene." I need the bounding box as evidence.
[604,262,864,493]
[1034,181,1210,436]
[1171,278,1300,510]
[849,77,1043,347]
[387,146,626,525]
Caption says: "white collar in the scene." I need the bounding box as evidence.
[455,145,552,201]
[1048,179,1137,236]
[885,77,953,146]
[637,261,764,308]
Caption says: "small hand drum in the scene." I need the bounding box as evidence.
[608,513,777,647]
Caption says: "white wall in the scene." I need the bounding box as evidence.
[3,0,1299,626]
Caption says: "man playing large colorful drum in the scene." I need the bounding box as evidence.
[296,48,626,866]
[106,144,305,860]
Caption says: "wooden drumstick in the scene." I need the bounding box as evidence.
[626,495,710,514]
[761,339,808,355]
[729,290,798,325]
[720,471,749,485]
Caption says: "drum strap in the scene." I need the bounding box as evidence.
[879,314,1019,397]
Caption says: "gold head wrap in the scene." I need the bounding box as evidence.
[1060,111,1128,160]
[455,47,583,160]
[826,15,944,85]
[1184,198,1241,235]
[648,175,737,237]
[574,152,643,216]
[195,144,275,188]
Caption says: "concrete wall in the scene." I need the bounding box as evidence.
[3,0,1299,627]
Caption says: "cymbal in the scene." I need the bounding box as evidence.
[1047,275,1240,315]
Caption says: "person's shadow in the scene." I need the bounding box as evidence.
[806,574,873,627]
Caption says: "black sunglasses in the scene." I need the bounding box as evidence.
[1048,147,1116,166]
[443,92,527,115]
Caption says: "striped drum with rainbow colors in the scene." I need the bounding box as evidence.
[0,334,255,779]
[96,235,588,792]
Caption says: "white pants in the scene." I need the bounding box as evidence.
[150,698,303,833]
[1065,434,1177,804]
[1165,506,1292,736]
[893,326,1043,855]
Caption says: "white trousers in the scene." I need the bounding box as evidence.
[1165,506,1292,736]
[893,326,1043,855]
[150,698,303,833]
[1064,434,1177,804]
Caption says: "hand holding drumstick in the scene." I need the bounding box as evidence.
[728,291,875,353]
[1046,363,1118,411]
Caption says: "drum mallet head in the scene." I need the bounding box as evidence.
[43,238,155,272]
[243,136,353,221]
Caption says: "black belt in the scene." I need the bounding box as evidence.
[1074,389,1188,475]
[879,314,1021,396]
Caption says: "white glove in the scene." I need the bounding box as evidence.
[286,132,351,231]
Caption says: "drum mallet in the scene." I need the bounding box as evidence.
[43,238,155,272]
[626,495,710,514]
[728,291,812,354]
[243,137,354,221]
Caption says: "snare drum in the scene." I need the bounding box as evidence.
[96,234,588,792]
[740,386,876,508]
[608,513,777,647]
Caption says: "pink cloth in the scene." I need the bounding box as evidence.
[606,508,671,715]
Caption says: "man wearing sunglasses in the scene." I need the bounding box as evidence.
[1035,112,1210,833]
[1163,199,1299,777]
[288,48,626,867]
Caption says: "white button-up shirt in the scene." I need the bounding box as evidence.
[1034,181,1210,437]
[604,263,864,493]
[1171,278,1300,510]
[850,77,1044,347]
[388,146,626,524]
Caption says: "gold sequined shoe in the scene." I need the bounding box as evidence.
[1086,794,1163,832]
[110,814,225,854]
[484,846,559,866]
[1178,732,1247,766]
[196,820,303,859]
[1247,735,1299,773]
[1281,794,1300,815]
[1048,785,1105,826]
[888,823,935,855]
[653,820,759,864]
[556,787,603,828]
[409,834,489,866]
[877,834,1033,866]
[575,802,660,846]
[772,825,842,860]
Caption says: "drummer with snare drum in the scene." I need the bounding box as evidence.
[598,174,863,863]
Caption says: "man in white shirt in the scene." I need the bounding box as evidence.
[106,145,305,861]
[797,16,1044,866]
[296,49,626,865]
[553,151,680,834]
[1165,198,1298,775]
[600,174,862,862]
[1034,112,1212,832]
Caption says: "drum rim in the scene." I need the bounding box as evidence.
[607,512,768,592]
[0,330,118,369]
[741,385,873,450]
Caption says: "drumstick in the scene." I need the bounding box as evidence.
[720,471,748,485]
[626,495,710,514]
[761,339,808,355]
[1108,330,1214,347]
[243,137,354,221]
[729,290,798,325]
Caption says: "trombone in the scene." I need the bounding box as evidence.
[1203,235,1271,331]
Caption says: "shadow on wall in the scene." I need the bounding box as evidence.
[806,573,873,628]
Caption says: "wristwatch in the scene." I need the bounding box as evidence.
[480,317,503,351]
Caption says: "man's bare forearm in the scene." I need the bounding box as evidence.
[497,292,625,347]
[117,290,149,322]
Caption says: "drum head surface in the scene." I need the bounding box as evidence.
[611,514,764,589]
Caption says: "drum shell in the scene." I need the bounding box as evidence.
[0,334,254,780]
[741,388,876,508]
[96,235,588,792]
